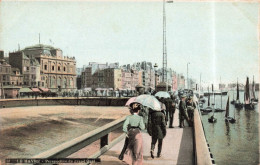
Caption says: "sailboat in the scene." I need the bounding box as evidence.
[251,76,258,104]
[225,96,236,123]
[208,104,217,123]
[234,79,243,109]
[231,90,235,104]
[201,86,213,114]
[244,77,255,110]
[215,90,225,112]
[208,84,217,123]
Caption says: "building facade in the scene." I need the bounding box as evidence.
[9,44,77,92]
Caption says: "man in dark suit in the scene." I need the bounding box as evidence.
[179,95,190,128]
[147,109,166,158]
[168,96,176,128]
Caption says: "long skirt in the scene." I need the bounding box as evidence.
[123,128,143,165]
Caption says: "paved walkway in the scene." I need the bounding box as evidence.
[97,109,194,165]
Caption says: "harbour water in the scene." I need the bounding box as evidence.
[200,91,259,165]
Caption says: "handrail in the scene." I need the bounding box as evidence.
[193,108,213,165]
[33,116,126,158]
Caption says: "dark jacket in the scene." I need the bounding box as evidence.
[179,100,189,120]
[167,98,176,113]
[147,111,166,139]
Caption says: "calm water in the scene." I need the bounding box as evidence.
[200,91,259,165]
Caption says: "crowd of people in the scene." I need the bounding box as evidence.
[119,93,197,165]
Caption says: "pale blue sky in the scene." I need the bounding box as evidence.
[0,1,258,85]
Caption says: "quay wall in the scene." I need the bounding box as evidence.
[0,97,129,108]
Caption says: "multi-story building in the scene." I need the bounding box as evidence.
[82,63,122,90]
[0,61,11,86]
[9,44,77,92]
[10,68,23,86]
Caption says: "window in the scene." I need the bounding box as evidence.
[27,67,29,71]
[44,65,47,70]
[52,66,55,71]
[64,67,66,72]
[42,82,44,86]
[58,66,60,71]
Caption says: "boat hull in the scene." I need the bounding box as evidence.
[225,117,236,123]
[235,103,243,109]
[215,108,225,112]
[244,103,255,110]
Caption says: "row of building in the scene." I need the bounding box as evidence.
[77,61,189,93]
[0,43,192,98]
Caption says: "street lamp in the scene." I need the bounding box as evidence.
[187,62,190,89]
[154,63,158,91]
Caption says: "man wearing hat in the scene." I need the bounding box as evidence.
[178,95,190,128]
[186,96,196,123]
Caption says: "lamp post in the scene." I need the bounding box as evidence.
[154,63,158,91]
[187,62,190,89]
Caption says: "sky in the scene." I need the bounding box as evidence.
[0,1,259,85]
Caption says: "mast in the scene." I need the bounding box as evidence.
[252,76,255,99]
[221,90,222,109]
[245,77,250,104]
[208,86,210,106]
[162,0,167,83]
[236,78,239,101]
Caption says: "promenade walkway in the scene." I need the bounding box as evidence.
[97,109,194,165]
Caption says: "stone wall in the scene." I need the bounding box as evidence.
[0,97,129,108]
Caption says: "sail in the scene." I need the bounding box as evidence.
[245,77,250,104]
[236,80,239,100]
[252,76,256,99]
[225,96,230,118]
[208,87,210,106]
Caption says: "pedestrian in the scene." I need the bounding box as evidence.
[168,96,176,128]
[186,97,196,123]
[178,95,191,128]
[118,105,134,160]
[147,108,166,158]
[122,103,145,165]
[163,98,170,124]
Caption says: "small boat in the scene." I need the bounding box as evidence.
[208,103,217,123]
[225,96,236,123]
[244,77,255,110]
[221,91,228,95]
[235,79,243,109]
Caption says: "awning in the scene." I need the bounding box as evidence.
[19,88,33,93]
[39,88,50,92]
[31,88,41,92]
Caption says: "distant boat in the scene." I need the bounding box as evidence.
[201,87,213,114]
[204,91,228,96]
[215,91,225,112]
[244,77,255,110]
[251,76,258,104]
[235,79,243,109]
[225,96,236,123]
[208,84,217,123]
[221,91,228,95]
[208,103,217,123]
